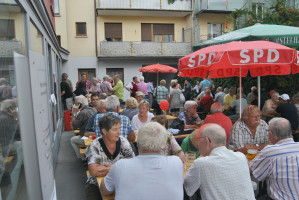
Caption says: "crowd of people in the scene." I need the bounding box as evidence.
[63,73,299,200]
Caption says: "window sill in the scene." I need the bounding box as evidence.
[55,14,61,17]
[75,36,88,38]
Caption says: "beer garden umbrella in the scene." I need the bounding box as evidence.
[139,64,178,86]
[178,40,298,118]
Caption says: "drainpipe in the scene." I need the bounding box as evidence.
[191,0,194,47]
[94,0,98,57]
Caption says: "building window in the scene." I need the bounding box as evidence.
[105,23,122,41]
[207,23,223,39]
[252,3,264,20]
[141,23,174,42]
[0,19,15,41]
[106,68,124,84]
[54,0,60,14]
[78,69,96,83]
[76,22,87,36]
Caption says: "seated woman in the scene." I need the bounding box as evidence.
[131,100,154,131]
[229,105,269,154]
[120,97,139,120]
[181,129,200,158]
[178,101,202,129]
[151,115,185,162]
[85,114,135,200]
[262,92,280,117]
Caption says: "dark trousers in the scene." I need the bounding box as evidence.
[85,183,103,200]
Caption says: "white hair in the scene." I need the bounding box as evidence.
[140,76,144,81]
[92,77,98,82]
[269,118,292,139]
[105,95,120,112]
[210,102,223,114]
[74,95,88,107]
[137,122,167,153]
[201,123,226,145]
[184,100,197,110]
[103,75,109,81]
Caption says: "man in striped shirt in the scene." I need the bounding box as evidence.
[249,118,299,200]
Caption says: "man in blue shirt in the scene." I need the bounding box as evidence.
[198,78,211,93]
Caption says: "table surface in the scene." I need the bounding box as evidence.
[84,138,94,146]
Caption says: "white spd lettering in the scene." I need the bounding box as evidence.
[188,56,196,68]
[197,54,206,66]
[297,51,299,64]
[240,49,250,63]
[254,49,264,62]
[267,49,279,63]
[208,52,216,65]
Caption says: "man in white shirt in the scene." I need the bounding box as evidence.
[100,122,184,200]
[184,123,255,200]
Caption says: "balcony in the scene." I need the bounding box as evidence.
[195,0,245,14]
[97,0,192,17]
[99,41,191,58]
[0,40,22,57]
[0,0,16,4]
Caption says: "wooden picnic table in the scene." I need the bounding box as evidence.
[84,138,94,146]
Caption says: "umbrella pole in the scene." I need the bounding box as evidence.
[258,76,261,109]
[239,65,242,119]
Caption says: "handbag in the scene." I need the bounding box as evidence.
[180,93,185,104]
[170,118,185,131]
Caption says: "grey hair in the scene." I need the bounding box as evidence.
[92,77,98,82]
[217,87,222,91]
[210,102,223,114]
[184,100,197,110]
[103,75,109,81]
[105,95,120,112]
[139,76,144,81]
[0,99,15,112]
[74,95,88,107]
[200,123,226,145]
[0,78,8,85]
[206,89,211,95]
[96,99,105,108]
[268,118,292,139]
[137,122,167,153]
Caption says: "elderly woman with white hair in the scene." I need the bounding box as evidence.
[100,75,113,95]
[229,105,269,154]
[89,77,101,95]
[178,100,202,129]
[131,100,154,131]
[100,122,184,200]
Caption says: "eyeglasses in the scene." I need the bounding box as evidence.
[249,115,261,119]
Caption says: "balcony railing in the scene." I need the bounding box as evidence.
[195,0,245,13]
[99,41,191,57]
[0,40,22,57]
[98,0,192,11]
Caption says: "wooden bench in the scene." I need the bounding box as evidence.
[86,171,115,200]
[174,134,190,139]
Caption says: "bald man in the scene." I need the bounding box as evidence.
[184,124,255,200]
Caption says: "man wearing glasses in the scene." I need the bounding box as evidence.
[249,118,299,200]
[184,123,255,200]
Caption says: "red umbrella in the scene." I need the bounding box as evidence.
[178,41,297,118]
[178,41,296,78]
[139,64,178,86]
[293,51,299,74]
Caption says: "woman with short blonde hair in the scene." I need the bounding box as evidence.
[131,100,154,131]
[120,97,139,120]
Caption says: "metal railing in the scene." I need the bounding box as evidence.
[98,0,192,11]
[99,41,192,57]
[0,40,22,57]
[195,0,245,13]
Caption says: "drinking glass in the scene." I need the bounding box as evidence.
[185,151,196,168]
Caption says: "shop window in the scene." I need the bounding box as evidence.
[106,68,124,84]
